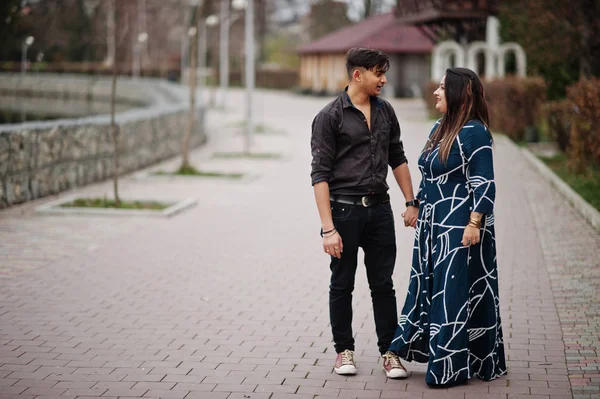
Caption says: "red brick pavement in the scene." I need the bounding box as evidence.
[1,89,596,398]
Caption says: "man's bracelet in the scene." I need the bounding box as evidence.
[320,227,336,237]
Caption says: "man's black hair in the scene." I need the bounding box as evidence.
[345,47,390,79]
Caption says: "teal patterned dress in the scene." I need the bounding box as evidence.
[389,120,507,385]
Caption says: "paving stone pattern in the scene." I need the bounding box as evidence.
[0,88,598,398]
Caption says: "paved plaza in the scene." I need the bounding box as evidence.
[1,88,599,399]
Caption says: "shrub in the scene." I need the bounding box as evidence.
[541,100,573,152]
[421,76,547,140]
[566,78,600,173]
[485,76,546,141]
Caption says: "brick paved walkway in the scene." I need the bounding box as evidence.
[1,88,598,399]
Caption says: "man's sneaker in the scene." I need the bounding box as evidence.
[382,351,409,379]
[334,349,357,375]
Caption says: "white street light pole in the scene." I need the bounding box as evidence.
[204,14,219,107]
[133,32,148,79]
[219,0,229,109]
[198,19,206,90]
[180,6,190,78]
[219,0,245,110]
[21,36,34,78]
[244,0,254,154]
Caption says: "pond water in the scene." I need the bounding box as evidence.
[0,95,136,125]
[0,109,64,124]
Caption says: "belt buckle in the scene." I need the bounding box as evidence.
[361,196,369,207]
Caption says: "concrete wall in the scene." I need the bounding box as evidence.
[0,74,205,209]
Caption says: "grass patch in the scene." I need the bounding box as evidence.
[540,153,600,211]
[212,151,283,160]
[516,140,529,148]
[153,165,244,179]
[229,121,286,135]
[60,197,171,210]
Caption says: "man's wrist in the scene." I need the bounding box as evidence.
[321,223,334,231]
[320,226,336,237]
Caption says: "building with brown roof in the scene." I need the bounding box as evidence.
[296,12,434,98]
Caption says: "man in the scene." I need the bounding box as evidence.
[310,48,419,378]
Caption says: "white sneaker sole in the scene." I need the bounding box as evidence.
[385,367,409,379]
[335,364,357,375]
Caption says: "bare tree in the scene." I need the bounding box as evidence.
[108,0,129,206]
[348,0,394,21]
[181,1,206,170]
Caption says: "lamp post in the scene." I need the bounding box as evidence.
[218,0,229,109]
[200,15,218,92]
[21,36,34,78]
[244,0,255,154]
[219,0,247,111]
[203,14,219,107]
[133,32,148,79]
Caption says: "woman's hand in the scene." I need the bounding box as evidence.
[324,231,343,259]
[461,225,480,247]
[401,207,418,228]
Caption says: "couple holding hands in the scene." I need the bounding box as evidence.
[310,47,506,388]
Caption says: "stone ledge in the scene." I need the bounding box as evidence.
[513,139,600,232]
[35,194,197,218]
[0,74,206,209]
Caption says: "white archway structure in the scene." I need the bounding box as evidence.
[498,43,527,77]
[430,16,527,81]
[466,41,497,79]
[432,41,465,81]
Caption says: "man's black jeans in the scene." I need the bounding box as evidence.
[329,199,398,356]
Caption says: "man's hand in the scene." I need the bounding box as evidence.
[323,231,343,259]
[401,206,418,228]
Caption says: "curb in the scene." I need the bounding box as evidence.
[35,194,197,218]
[512,140,600,232]
[130,170,261,183]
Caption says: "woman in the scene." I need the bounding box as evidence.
[389,67,507,387]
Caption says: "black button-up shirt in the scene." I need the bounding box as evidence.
[310,89,408,195]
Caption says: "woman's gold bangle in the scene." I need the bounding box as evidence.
[468,219,481,228]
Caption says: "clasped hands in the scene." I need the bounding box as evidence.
[323,206,420,259]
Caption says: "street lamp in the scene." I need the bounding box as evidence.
[181,0,202,80]
[218,0,246,110]
[206,14,219,26]
[243,0,255,154]
[132,32,148,79]
[202,15,219,105]
[200,14,218,89]
[232,0,246,11]
[21,36,34,78]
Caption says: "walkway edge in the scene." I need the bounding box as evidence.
[500,135,600,232]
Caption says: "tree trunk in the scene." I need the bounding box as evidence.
[181,3,203,169]
[363,0,373,19]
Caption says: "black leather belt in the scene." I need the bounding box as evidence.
[330,193,390,208]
